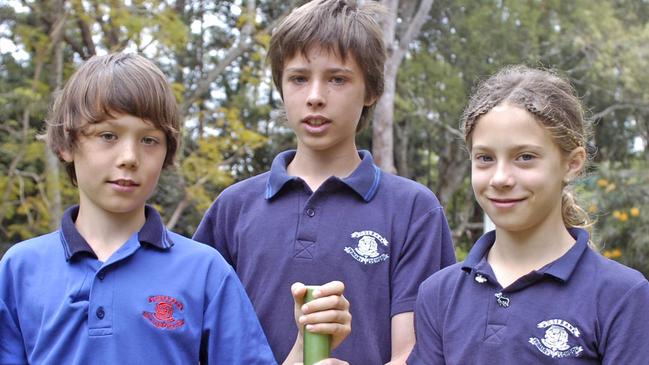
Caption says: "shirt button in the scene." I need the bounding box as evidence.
[96,307,105,319]
[305,208,315,217]
[97,272,105,280]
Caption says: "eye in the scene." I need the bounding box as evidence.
[142,136,160,145]
[517,153,536,161]
[474,154,494,163]
[99,132,117,142]
[288,75,307,85]
[330,76,346,85]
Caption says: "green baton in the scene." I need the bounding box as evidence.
[303,286,332,365]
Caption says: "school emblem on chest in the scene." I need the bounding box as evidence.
[344,230,389,264]
[143,295,185,330]
[529,319,583,358]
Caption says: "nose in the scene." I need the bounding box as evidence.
[118,140,139,169]
[490,162,514,189]
[306,80,326,108]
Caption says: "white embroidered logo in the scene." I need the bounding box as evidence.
[344,230,389,264]
[529,319,583,358]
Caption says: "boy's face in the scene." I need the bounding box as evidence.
[281,45,374,155]
[60,114,167,217]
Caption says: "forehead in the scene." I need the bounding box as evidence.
[283,45,361,72]
[471,103,557,151]
[84,114,163,133]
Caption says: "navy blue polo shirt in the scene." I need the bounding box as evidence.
[0,205,276,365]
[408,228,649,365]
[194,150,456,364]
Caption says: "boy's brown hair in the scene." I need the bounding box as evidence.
[268,0,386,131]
[45,53,180,186]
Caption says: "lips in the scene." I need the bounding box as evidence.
[489,198,524,203]
[109,179,139,187]
[487,197,526,209]
[302,116,331,126]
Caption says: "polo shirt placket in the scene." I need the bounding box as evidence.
[1,205,278,364]
[410,227,649,365]
[195,149,456,364]
[294,189,328,260]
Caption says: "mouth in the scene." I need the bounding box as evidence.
[487,197,526,208]
[489,198,525,203]
[302,116,331,127]
[109,179,140,187]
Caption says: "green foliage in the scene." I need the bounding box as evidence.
[1,0,648,277]
[581,162,649,276]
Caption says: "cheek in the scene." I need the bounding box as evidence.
[470,169,489,192]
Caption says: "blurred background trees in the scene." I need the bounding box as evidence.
[1,0,647,276]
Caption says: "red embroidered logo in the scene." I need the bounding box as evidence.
[143,295,185,329]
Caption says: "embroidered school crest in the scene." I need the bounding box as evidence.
[143,295,185,329]
[529,319,583,358]
[344,230,389,264]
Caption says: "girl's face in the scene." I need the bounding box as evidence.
[470,103,581,235]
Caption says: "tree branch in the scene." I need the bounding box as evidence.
[180,5,292,115]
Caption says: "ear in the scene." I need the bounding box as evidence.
[564,146,586,182]
[59,148,74,163]
[364,93,378,107]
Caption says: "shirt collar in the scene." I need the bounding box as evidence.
[60,205,173,260]
[461,227,590,282]
[265,149,381,202]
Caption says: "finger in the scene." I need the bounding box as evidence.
[302,294,349,314]
[314,359,349,365]
[291,282,307,306]
[311,280,345,298]
[300,308,351,327]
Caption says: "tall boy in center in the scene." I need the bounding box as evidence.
[194,0,456,363]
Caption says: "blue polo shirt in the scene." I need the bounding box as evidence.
[0,205,276,365]
[408,228,649,365]
[194,150,456,364]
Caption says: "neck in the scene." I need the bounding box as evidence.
[488,213,575,288]
[75,204,146,262]
[287,145,361,191]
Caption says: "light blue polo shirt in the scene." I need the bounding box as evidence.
[408,228,649,364]
[194,150,456,364]
[0,205,276,365]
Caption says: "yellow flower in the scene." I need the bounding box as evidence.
[619,212,629,222]
[605,183,616,193]
[588,204,597,213]
[597,179,609,188]
[613,210,621,219]
[603,248,623,259]
[630,207,640,217]
[612,248,622,258]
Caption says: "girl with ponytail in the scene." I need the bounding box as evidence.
[408,66,649,365]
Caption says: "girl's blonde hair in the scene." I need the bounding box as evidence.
[461,65,592,232]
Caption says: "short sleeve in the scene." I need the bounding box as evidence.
[201,266,277,365]
[391,206,455,315]
[407,277,445,365]
[193,198,235,266]
[0,257,28,364]
[600,280,649,364]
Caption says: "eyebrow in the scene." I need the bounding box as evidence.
[472,144,544,152]
[284,67,355,74]
[98,119,163,133]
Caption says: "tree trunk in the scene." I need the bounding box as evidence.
[46,2,65,229]
[436,137,469,208]
[394,119,410,177]
[374,0,434,174]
